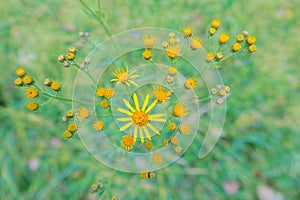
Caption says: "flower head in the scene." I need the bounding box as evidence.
[15,78,23,86]
[219,33,230,44]
[246,36,256,45]
[153,86,172,102]
[184,78,197,89]
[206,53,215,63]
[76,106,89,119]
[248,45,256,53]
[100,100,109,108]
[58,55,65,62]
[110,66,139,87]
[26,88,38,98]
[173,103,188,117]
[190,37,202,50]
[209,27,217,35]
[69,47,76,53]
[93,121,105,131]
[143,35,154,48]
[140,171,148,179]
[121,135,135,151]
[216,52,223,60]
[66,110,74,118]
[44,78,51,86]
[236,34,244,42]
[166,44,181,59]
[168,122,177,131]
[211,19,221,29]
[68,123,77,132]
[117,93,166,143]
[145,141,153,150]
[142,49,152,60]
[170,136,179,145]
[64,131,73,139]
[152,154,163,163]
[51,81,61,91]
[16,68,26,77]
[168,66,177,76]
[179,124,190,134]
[23,76,33,85]
[183,28,192,38]
[96,87,105,97]
[104,88,114,98]
[66,52,75,61]
[232,43,241,52]
[27,101,38,111]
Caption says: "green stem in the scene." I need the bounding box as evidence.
[198,96,212,102]
[216,52,237,64]
[41,92,95,106]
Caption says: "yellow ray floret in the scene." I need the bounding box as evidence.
[110,66,139,87]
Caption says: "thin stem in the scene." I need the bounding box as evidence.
[198,96,212,102]
[216,52,237,64]
[41,92,95,106]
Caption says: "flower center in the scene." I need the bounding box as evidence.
[132,110,149,126]
[118,72,129,83]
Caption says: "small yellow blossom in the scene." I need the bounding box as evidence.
[168,122,177,131]
[143,35,154,48]
[175,146,183,154]
[44,78,51,86]
[142,49,152,60]
[190,37,202,50]
[66,52,75,61]
[100,100,109,108]
[69,47,76,53]
[23,76,33,85]
[183,28,192,38]
[76,106,89,119]
[169,32,175,38]
[219,89,226,96]
[209,27,217,35]
[110,66,139,87]
[152,154,163,164]
[184,78,197,89]
[168,66,177,76]
[173,103,188,117]
[121,135,135,151]
[149,172,155,179]
[225,86,230,93]
[96,87,105,97]
[236,34,244,42]
[211,19,221,29]
[64,130,73,139]
[26,88,38,98]
[216,52,223,60]
[163,140,169,146]
[153,85,172,102]
[206,53,215,63]
[15,78,23,86]
[179,124,190,134]
[246,36,256,45]
[93,121,105,131]
[140,171,148,179]
[169,37,176,45]
[219,33,230,44]
[248,45,256,53]
[66,110,74,118]
[211,88,218,95]
[58,55,65,62]
[51,81,61,91]
[27,101,38,111]
[161,41,168,48]
[104,88,114,98]
[16,68,26,77]
[170,136,179,145]
[166,44,181,59]
[68,123,77,132]
[232,43,241,52]
[145,141,153,150]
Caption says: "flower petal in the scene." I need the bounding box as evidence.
[133,93,140,110]
[116,117,132,122]
[119,121,133,131]
[145,100,158,113]
[142,126,151,140]
[149,113,165,119]
[117,108,133,116]
[139,127,144,143]
[133,126,138,142]
[147,123,160,135]
[141,94,150,111]
[123,99,135,112]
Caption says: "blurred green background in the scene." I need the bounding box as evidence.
[1,0,299,199]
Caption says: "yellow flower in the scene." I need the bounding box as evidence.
[183,28,192,38]
[166,44,181,59]
[175,146,182,154]
[76,106,89,119]
[145,141,153,150]
[184,78,197,89]
[26,88,38,98]
[64,130,73,139]
[110,66,139,87]
[211,19,221,29]
[173,103,188,117]
[190,37,202,50]
[66,52,75,61]
[23,76,33,85]
[100,100,109,108]
[179,124,190,134]
[93,121,105,131]
[121,135,135,151]
[69,47,76,53]
[140,171,148,179]
[236,34,244,42]
[243,31,249,37]
[168,66,177,76]
[68,123,77,132]
[206,53,215,63]
[169,37,176,45]
[248,45,256,53]
[44,78,51,86]
[219,33,230,44]
[111,196,118,200]
[162,139,169,146]
[153,85,172,102]
[66,110,74,118]
[170,136,179,145]
[51,81,61,91]
[168,122,176,131]
[232,43,241,52]
[216,52,223,60]
[96,87,106,97]
[91,184,98,192]
[104,88,114,98]
[27,101,38,111]
[149,172,155,179]
[211,88,218,95]
[143,35,154,48]
[57,55,65,62]
[161,41,168,48]
[209,27,216,35]
[169,32,175,38]
[246,36,256,45]
[152,154,163,163]
[142,49,152,60]
[16,68,26,77]
[117,93,166,143]
[15,78,23,86]
[219,89,226,96]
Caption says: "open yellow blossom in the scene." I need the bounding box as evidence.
[117,93,166,143]
[69,47,76,53]
[100,100,109,108]
[179,124,190,134]
[184,78,197,89]
[168,66,177,76]
[152,154,163,164]
[175,146,183,154]
[68,123,77,132]
[149,172,155,179]
[219,33,230,44]
[168,122,176,131]
[246,36,256,45]
[145,141,153,150]
[27,101,38,111]
[121,135,135,151]
[170,136,179,145]
[143,35,154,48]
[76,106,89,119]
[142,49,152,60]
[26,88,38,98]
[232,43,241,52]
[219,89,226,96]
[206,53,215,63]
[163,139,169,146]
[104,88,114,98]
[140,171,148,179]
[190,37,202,50]
[183,28,192,38]
[15,78,23,86]
[166,43,181,59]
[51,81,61,91]
[173,103,188,117]
[211,19,221,29]
[66,52,75,61]
[16,68,26,77]
[93,121,105,131]
[64,130,73,139]
[248,45,256,53]
[153,86,172,102]
[23,76,33,85]
[236,34,244,42]
[209,27,216,35]
[96,87,105,97]
[216,52,223,60]
[66,110,74,118]
[58,55,65,62]
[110,66,139,87]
